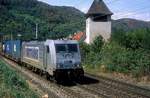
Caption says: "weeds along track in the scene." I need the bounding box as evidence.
[1,56,60,98]
[79,73,150,98]
[0,56,98,98]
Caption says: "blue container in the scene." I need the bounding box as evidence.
[5,40,13,56]
[4,40,22,61]
[11,40,22,61]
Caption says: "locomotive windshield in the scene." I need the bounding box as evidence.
[55,44,78,53]
[55,44,66,53]
[68,44,78,52]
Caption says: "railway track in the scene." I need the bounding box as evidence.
[1,55,150,98]
[74,74,150,98]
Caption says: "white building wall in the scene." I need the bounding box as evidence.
[85,18,111,44]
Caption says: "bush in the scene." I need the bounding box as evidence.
[111,29,126,43]
[83,51,102,69]
[101,42,150,77]
[91,35,104,53]
[112,29,150,50]
[79,42,90,59]
[80,35,104,69]
[100,42,129,73]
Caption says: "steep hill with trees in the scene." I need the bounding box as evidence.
[112,18,150,32]
[0,0,85,40]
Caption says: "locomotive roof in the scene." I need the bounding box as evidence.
[46,40,78,44]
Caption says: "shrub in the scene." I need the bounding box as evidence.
[122,30,145,50]
[91,35,104,53]
[100,42,129,73]
[83,51,102,69]
[112,29,150,50]
[79,42,90,59]
[80,35,104,69]
[101,42,150,77]
[111,29,126,43]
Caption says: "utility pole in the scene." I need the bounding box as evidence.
[11,32,13,40]
[36,23,38,39]
[17,34,22,40]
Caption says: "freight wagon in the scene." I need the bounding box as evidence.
[2,40,21,61]
[0,42,2,53]
[21,41,46,71]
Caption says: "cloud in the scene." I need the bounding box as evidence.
[112,12,135,19]
[112,11,150,21]
[80,7,88,13]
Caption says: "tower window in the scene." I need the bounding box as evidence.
[92,15,111,22]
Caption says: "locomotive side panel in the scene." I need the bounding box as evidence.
[44,40,56,75]
[21,41,46,71]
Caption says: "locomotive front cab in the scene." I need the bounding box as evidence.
[45,40,84,80]
[54,40,84,79]
[55,43,81,69]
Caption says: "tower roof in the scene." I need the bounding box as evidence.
[86,0,113,17]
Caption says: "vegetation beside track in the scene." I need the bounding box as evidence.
[80,29,150,78]
[0,59,39,98]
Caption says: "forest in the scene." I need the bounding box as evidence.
[0,0,85,40]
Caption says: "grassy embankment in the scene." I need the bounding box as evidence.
[0,59,39,98]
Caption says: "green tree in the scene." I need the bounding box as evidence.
[91,35,104,53]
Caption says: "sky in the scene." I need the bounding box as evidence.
[38,0,150,21]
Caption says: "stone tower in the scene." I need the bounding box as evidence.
[85,0,113,44]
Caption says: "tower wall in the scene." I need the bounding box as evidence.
[85,18,111,44]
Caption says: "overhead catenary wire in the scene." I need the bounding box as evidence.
[113,4,150,16]
[105,0,120,5]
[113,7,150,19]
[113,12,150,21]
[104,0,150,13]
[103,0,150,20]
[84,0,150,20]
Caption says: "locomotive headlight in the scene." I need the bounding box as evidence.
[57,64,63,69]
[75,64,80,68]
[77,64,80,67]
[57,64,61,68]
[57,64,60,68]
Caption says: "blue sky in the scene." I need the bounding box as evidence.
[38,0,150,21]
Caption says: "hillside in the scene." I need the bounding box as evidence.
[112,18,150,32]
[0,0,85,40]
